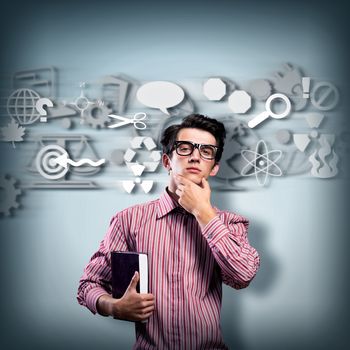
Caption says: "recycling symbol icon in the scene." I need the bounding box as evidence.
[122,137,161,193]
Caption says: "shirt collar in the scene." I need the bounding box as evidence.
[157,187,220,219]
[157,187,184,219]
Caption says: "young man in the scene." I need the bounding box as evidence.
[77,114,260,349]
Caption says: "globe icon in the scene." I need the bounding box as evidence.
[7,88,41,125]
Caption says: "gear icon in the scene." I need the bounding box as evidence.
[0,175,21,216]
[82,103,112,129]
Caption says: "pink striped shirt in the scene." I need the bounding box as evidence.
[77,189,260,349]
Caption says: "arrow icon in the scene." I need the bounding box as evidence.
[53,152,106,169]
[129,136,157,150]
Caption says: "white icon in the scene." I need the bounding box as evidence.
[305,112,325,129]
[108,112,147,130]
[121,137,160,194]
[228,90,252,114]
[7,88,41,125]
[30,136,102,188]
[122,180,135,193]
[123,137,161,174]
[35,144,105,181]
[36,145,70,180]
[69,85,94,119]
[0,119,25,148]
[136,81,185,115]
[248,93,291,128]
[310,82,339,111]
[302,77,311,98]
[241,140,282,186]
[82,103,111,129]
[122,179,153,194]
[128,164,145,176]
[203,78,226,101]
[309,135,338,178]
[292,113,338,179]
[36,97,54,122]
[293,134,311,152]
[53,153,106,168]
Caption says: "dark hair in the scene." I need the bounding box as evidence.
[160,114,226,163]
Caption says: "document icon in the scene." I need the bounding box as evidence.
[12,66,57,99]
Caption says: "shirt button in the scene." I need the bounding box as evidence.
[207,233,213,239]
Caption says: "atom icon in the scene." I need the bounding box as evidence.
[241,139,283,186]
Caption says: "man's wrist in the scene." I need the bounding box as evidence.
[193,205,217,229]
[97,294,118,317]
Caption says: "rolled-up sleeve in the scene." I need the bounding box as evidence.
[77,214,128,314]
[202,213,260,289]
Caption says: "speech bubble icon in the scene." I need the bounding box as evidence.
[136,81,185,115]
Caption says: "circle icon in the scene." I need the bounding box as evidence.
[265,93,291,119]
[249,79,272,101]
[35,145,69,180]
[310,130,319,138]
[310,82,339,111]
[275,129,292,144]
[7,89,41,125]
[75,95,90,111]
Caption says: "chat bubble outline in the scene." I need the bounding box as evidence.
[136,81,185,115]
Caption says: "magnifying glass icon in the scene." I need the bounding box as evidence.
[248,93,291,128]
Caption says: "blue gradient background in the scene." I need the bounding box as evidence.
[1,0,349,349]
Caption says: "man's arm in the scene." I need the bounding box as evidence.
[77,213,155,321]
[175,174,260,289]
[200,212,259,289]
[77,214,128,314]
[97,272,155,321]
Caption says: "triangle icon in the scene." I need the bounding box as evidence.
[293,134,311,152]
[306,113,324,129]
[122,181,135,193]
[130,163,146,176]
[140,181,153,193]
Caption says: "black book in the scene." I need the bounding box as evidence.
[111,251,148,299]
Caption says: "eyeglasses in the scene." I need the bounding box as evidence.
[173,141,219,160]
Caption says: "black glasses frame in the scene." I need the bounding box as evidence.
[173,141,219,160]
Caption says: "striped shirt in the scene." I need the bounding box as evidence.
[77,189,260,349]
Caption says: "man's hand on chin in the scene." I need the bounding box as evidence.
[175,174,217,229]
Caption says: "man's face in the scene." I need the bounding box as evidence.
[162,128,220,188]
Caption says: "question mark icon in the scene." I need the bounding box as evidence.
[36,98,54,122]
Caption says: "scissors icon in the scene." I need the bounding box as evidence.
[248,93,291,128]
[108,112,147,130]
